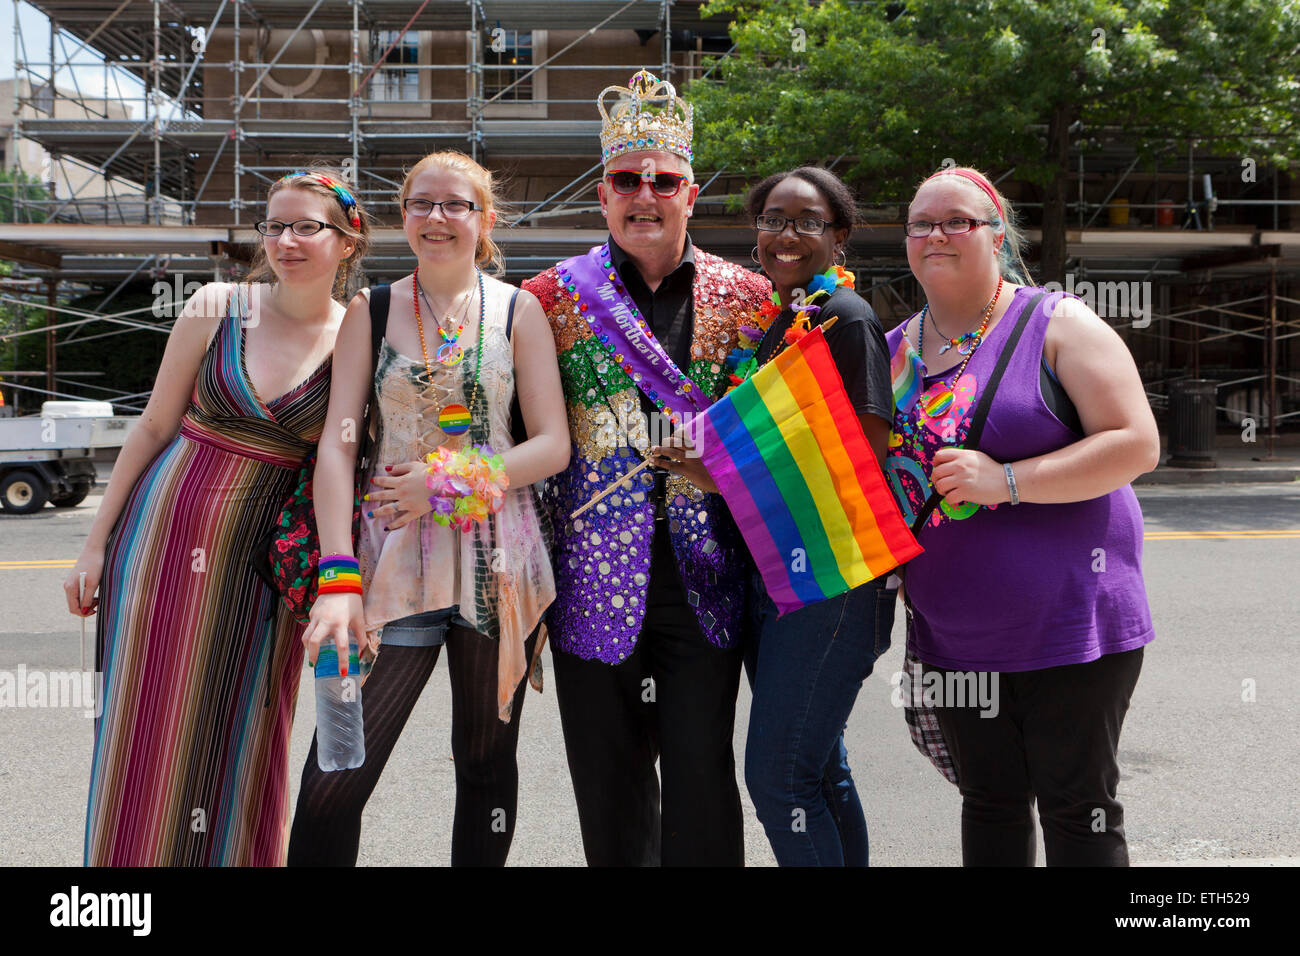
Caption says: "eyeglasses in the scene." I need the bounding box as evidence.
[755,214,833,237]
[401,198,480,219]
[905,217,1000,238]
[605,170,691,198]
[255,219,344,237]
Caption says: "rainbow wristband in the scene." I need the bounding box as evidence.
[317,555,362,596]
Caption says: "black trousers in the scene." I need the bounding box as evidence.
[552,520,745,866]
[925,646,1144,866]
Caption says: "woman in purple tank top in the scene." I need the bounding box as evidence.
[886,166,1160,866]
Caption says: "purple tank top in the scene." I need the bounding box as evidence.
[885,286,1155,672]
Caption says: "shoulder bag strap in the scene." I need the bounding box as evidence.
[909,290,1048,535]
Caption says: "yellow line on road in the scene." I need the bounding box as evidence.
[1145,531,1300,540]
[0,560,76,569]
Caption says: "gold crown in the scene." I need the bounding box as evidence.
[598,70,694,165]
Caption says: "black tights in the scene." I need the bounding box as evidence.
[286,626,535,866]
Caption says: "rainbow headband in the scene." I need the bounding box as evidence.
[277,172,361,229]
[923,168,1003,220]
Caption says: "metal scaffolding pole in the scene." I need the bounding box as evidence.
[350,0,361,196]
[152,0,163,225]
[233,0,242,225]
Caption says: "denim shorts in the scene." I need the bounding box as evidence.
[379,607,473,648]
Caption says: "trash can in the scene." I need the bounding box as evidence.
[1167,379,1218,468]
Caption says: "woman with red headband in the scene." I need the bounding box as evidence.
[66,168,369,866]
[886,165,1159,865]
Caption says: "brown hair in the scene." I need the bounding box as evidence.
[913,165,1032,284]
[398,151,508,276]
[247,165,371,298]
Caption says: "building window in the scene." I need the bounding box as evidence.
[470,30,547,118]
[371,30,420,102]
[484,30,533,102]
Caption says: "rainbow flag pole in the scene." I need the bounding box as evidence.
[691,325,922,615]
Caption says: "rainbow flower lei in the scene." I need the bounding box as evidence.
[724,265,855,393]
[424,444,510,533]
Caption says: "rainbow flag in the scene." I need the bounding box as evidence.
[694,326,922,614]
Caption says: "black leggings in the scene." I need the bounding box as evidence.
[286,625,536,866]
[926,646,1144,867]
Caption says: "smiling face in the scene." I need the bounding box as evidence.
[262,187,355,286]
[905,177,1004,294]
[400,164,496,269]
[755,176,848,293]
[598,149,698,257]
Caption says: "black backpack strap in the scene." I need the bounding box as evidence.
[504,288,529,446]
[369,285,391,358]
[504,287,520,341]
[909,290,1048,534]
[358,285,392,473]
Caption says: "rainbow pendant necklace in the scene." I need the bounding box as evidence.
[413,266,484,436]
[916,276,1002,423]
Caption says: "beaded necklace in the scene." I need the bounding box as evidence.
[727,264,855,393]
[915,275,1002,416]
[417,279,473,368]
[413,266,484,436]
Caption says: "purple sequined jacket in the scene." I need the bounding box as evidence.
[524,250,772,663]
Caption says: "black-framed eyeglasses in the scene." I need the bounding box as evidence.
[255,218,343,237]
[755,214,833,237]
[905,217,1000,238]
[401,198,480,219]
[605,169,691,198]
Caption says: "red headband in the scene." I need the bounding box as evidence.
[923,169,1004,220]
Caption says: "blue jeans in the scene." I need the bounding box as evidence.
[744,574,896,866]
[379,607,474,647]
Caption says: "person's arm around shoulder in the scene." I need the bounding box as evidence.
[63,282,235,616]
[301,289,373,671]
[931,293,1160,507]
[504,289,571,486]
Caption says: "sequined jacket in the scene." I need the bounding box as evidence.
[524,249,772,664]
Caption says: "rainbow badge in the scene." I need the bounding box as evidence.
[438,403,471,435]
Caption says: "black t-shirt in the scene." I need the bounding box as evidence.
[757,285,893,423]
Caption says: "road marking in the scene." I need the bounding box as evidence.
[0,560,76,569]
[1145,529,1300,540]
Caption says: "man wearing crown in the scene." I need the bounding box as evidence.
[524,70,771,866]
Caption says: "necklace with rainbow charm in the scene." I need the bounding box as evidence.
[413,266,484,436]
[417,279,473,368]
[725,264,855,392]
[915,275,1002,418]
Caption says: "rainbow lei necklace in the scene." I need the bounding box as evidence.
[725,264,855,392]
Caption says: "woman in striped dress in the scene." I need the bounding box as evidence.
[63,170,369,866]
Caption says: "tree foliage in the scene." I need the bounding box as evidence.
[687,0,1300,280]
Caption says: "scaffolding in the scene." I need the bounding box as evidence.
[0,0,1297,443]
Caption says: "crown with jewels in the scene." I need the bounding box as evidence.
[598,69,694,165]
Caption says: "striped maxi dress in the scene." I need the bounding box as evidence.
[85,285,330,866]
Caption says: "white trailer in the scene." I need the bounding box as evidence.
[0,401,139,514]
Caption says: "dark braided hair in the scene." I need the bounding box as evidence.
[744,166,857,241]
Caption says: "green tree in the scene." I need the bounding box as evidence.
[687,0,1300,281]
[0,167,50,223]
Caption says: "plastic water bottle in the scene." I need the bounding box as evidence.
[314,637,365,772]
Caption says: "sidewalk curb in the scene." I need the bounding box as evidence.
[1136,467,1300,486]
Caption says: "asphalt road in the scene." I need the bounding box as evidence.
[1,482,1297,866]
